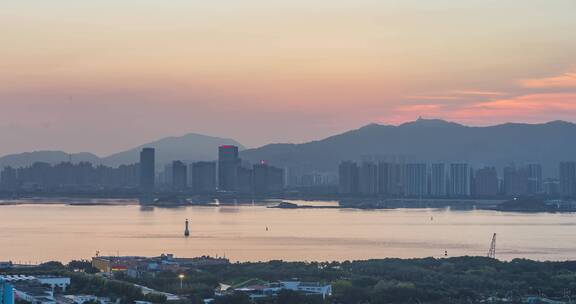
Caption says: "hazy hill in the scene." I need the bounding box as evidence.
[102,133,244,167]
[0,151,101,169]
[0,133,244,169]
[240,119,576,176]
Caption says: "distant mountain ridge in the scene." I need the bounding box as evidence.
[1,119,575,176]
[0,151,101,169]
[102,133,244,167]
[0,133,244,169]
[239,118,576,176]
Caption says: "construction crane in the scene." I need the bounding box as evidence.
[487,233,497,259]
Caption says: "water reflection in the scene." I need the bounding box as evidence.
[0,200,575,263]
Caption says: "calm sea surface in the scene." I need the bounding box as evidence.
[1,200,575,263]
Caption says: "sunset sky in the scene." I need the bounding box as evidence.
[1,0,576,155]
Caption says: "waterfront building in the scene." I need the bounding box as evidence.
[430,163,446,197]
[544,178,560,196]
[527,163,543,195]
[474,167,499,197]
[559,162,576,197]
[449,163,470,197]
[236,166,254,194]
[191,161,217,193]
[503,165,530,196]
[218,145,240,191]
[267,165,285,192]
[358,162,378,195]
[253,162,284,194]
[338,161,359,195]
[404,163,427,197]
[377,162,390,195]
[172,161,187,191]
[0,167,18,191]
[386,162,405,196]
[139,148,155,192]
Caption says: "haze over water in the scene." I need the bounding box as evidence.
[1,200,576,263]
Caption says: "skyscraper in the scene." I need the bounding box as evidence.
[172,160,188,191]
[218,145,240,191]
[474,167,499,197]
[404,163,427,197]
[559,162,576,197]
[449,163,470,197]
[338,161,359,195]
[430,163,446,197]
[191,161,217,194]
[358,162,378,195]
[139,147,155,192]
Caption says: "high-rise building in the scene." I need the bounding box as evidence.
[387,162,405,196]
[429,163,446,197]
[503,165,529,196]
[139,148,155,192]
[191,161,217,194]
[338,161,359,195]
[559,162,576,197]
[218,145,240,191]
[359,162,378,195]
[161,163,173,186]
[253,161,284,194]
[0,166,18,191]
[377,162,390,195]
[474,167,499,197]
[172,161,188,190]
[0,277,14,304]
[544,178,560,197]
[236,166,253,194]
[449,163,470,197]
[404,163,427,197]
[526,163,543,195]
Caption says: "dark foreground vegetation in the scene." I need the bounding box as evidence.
[4,257,576,303]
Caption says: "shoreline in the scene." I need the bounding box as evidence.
[1,196,575,214]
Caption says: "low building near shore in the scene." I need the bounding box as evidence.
[92,254,229,277]
[0,275,70,292]
[0,262,12,270]
[217,280,332,300]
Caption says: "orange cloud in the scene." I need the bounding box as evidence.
[521,71,576,88]
[449,90,506,96]
[472,93,576,111]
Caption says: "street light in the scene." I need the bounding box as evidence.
[178,274,185,289]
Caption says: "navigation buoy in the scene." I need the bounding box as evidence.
[184,219,190,237]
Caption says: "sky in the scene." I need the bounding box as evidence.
[1,0,576,156]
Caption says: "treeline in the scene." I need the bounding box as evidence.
[114,257,576,303]
[4,257,576,303]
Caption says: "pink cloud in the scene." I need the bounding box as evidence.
[381,93,576,126]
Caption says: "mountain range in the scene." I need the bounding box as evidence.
[1,119,575,176]
[0,133,243,169]
[240,119,576,176]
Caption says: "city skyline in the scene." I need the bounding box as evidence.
[1,1,576,155]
